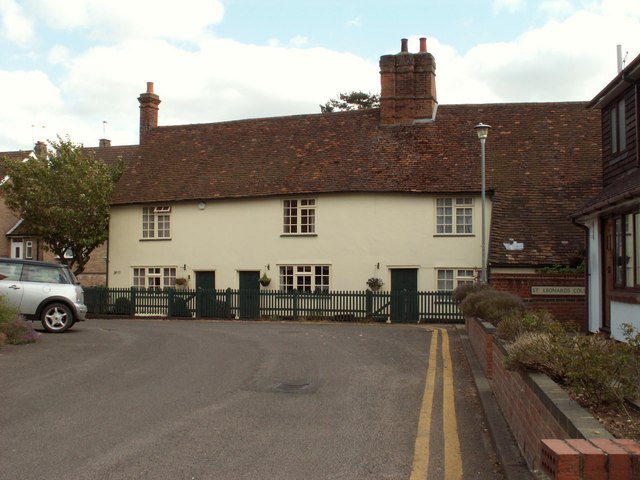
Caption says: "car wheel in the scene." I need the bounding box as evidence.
[41,303,74,333]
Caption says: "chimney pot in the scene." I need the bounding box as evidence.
[147,82,154,93]
[401,38,408,53]
[419,37,427,53]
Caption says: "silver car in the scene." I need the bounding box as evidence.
[0,258,87,333]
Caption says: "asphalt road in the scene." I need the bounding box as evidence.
[0,319,503,479]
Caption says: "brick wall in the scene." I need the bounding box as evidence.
[490,273,586,329]
[465,317,495,378]
[464,316,639,477]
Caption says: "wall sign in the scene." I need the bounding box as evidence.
[531,286,585,296]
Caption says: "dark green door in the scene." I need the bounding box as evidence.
[239,271,260,319]
[196,271,216,317]
[391,269,418,323]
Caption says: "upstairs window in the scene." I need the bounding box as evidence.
[143,206,171,239]
[436,197,473,234]
[611,98,627,154]
[283,199,316,235]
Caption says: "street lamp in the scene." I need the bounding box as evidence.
[474,123,491,283]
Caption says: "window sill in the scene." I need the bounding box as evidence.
[280,234,318,238]
[139,238,172,241]
[609,290,640,305]
[433,234,475,237]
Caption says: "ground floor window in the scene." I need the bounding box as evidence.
[437,269,476,291]
[133,267,177,288]
[611,212,640,289]
[279,265,330,292]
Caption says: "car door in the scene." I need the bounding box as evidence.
[0,261,25,311]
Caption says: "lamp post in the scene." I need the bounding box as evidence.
[474,123,491,283]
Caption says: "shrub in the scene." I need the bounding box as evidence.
[496,310,573,342]
[460,289,524,325]
[112,297,133,315]
[0,296,39,346]
[0,316,40,345]
[505,331,573,382]
[452,282,492,304]
[506,325,640,407]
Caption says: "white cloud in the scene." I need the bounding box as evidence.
[0,0,35,44]
[3,37,378,148]
[537,0,574,16]
[0,70,63,148]
[429,6,640,104]
[289,36,308,47]
[26,0,224,41]
[346,17,362,27]
[492,0,526,13]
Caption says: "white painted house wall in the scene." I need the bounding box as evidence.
[108,192,489,291]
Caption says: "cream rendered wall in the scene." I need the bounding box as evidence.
[107,193,489,291]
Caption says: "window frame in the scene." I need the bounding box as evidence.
[279,265,330,292]
[282,199,316,235]
[612,211,640,290]
[610,98,627,154]
[132,266,177,289]
[435,197,474,235]
[436,268,477,292]
[142,205,172,240]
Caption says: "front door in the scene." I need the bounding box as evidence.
[196,271,216,317]
[391,268,418,323]
[239,271,260,319]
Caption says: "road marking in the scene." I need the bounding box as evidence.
[409,328,439,480]
[441,327,463,480]
[410,327,464,480]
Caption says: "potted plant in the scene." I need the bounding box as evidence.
[259,273,271,287]
[366,277,384,291]
[175,277,188,288]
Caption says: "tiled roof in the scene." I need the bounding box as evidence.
[112,102,601,267]
[573,168,640,218]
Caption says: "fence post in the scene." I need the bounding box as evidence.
[293,290,299,320]
[366,290,373,318]
[195,288,202,318]
[167,288,174,318]
[130,287,136,316]
[225,288,232,318]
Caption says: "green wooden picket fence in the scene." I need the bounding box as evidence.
[83,287,463,324]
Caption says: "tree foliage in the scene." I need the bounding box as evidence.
[320,91,380,113]
[1,137,123,275]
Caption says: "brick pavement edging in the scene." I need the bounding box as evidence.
[465,316,640,479]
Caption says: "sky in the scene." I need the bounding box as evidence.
[0,0,639,151]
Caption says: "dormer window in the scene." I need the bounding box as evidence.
[142,206,171,239]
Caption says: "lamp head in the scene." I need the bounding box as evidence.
[474,123,491,140]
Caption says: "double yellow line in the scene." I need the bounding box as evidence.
[410,327,463,480]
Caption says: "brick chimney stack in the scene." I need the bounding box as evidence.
[34,141,47,160]
[379,37,437,125]
[138,82,161,143]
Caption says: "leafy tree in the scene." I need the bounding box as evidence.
[320,91,380,113]
[1,137,123,275]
